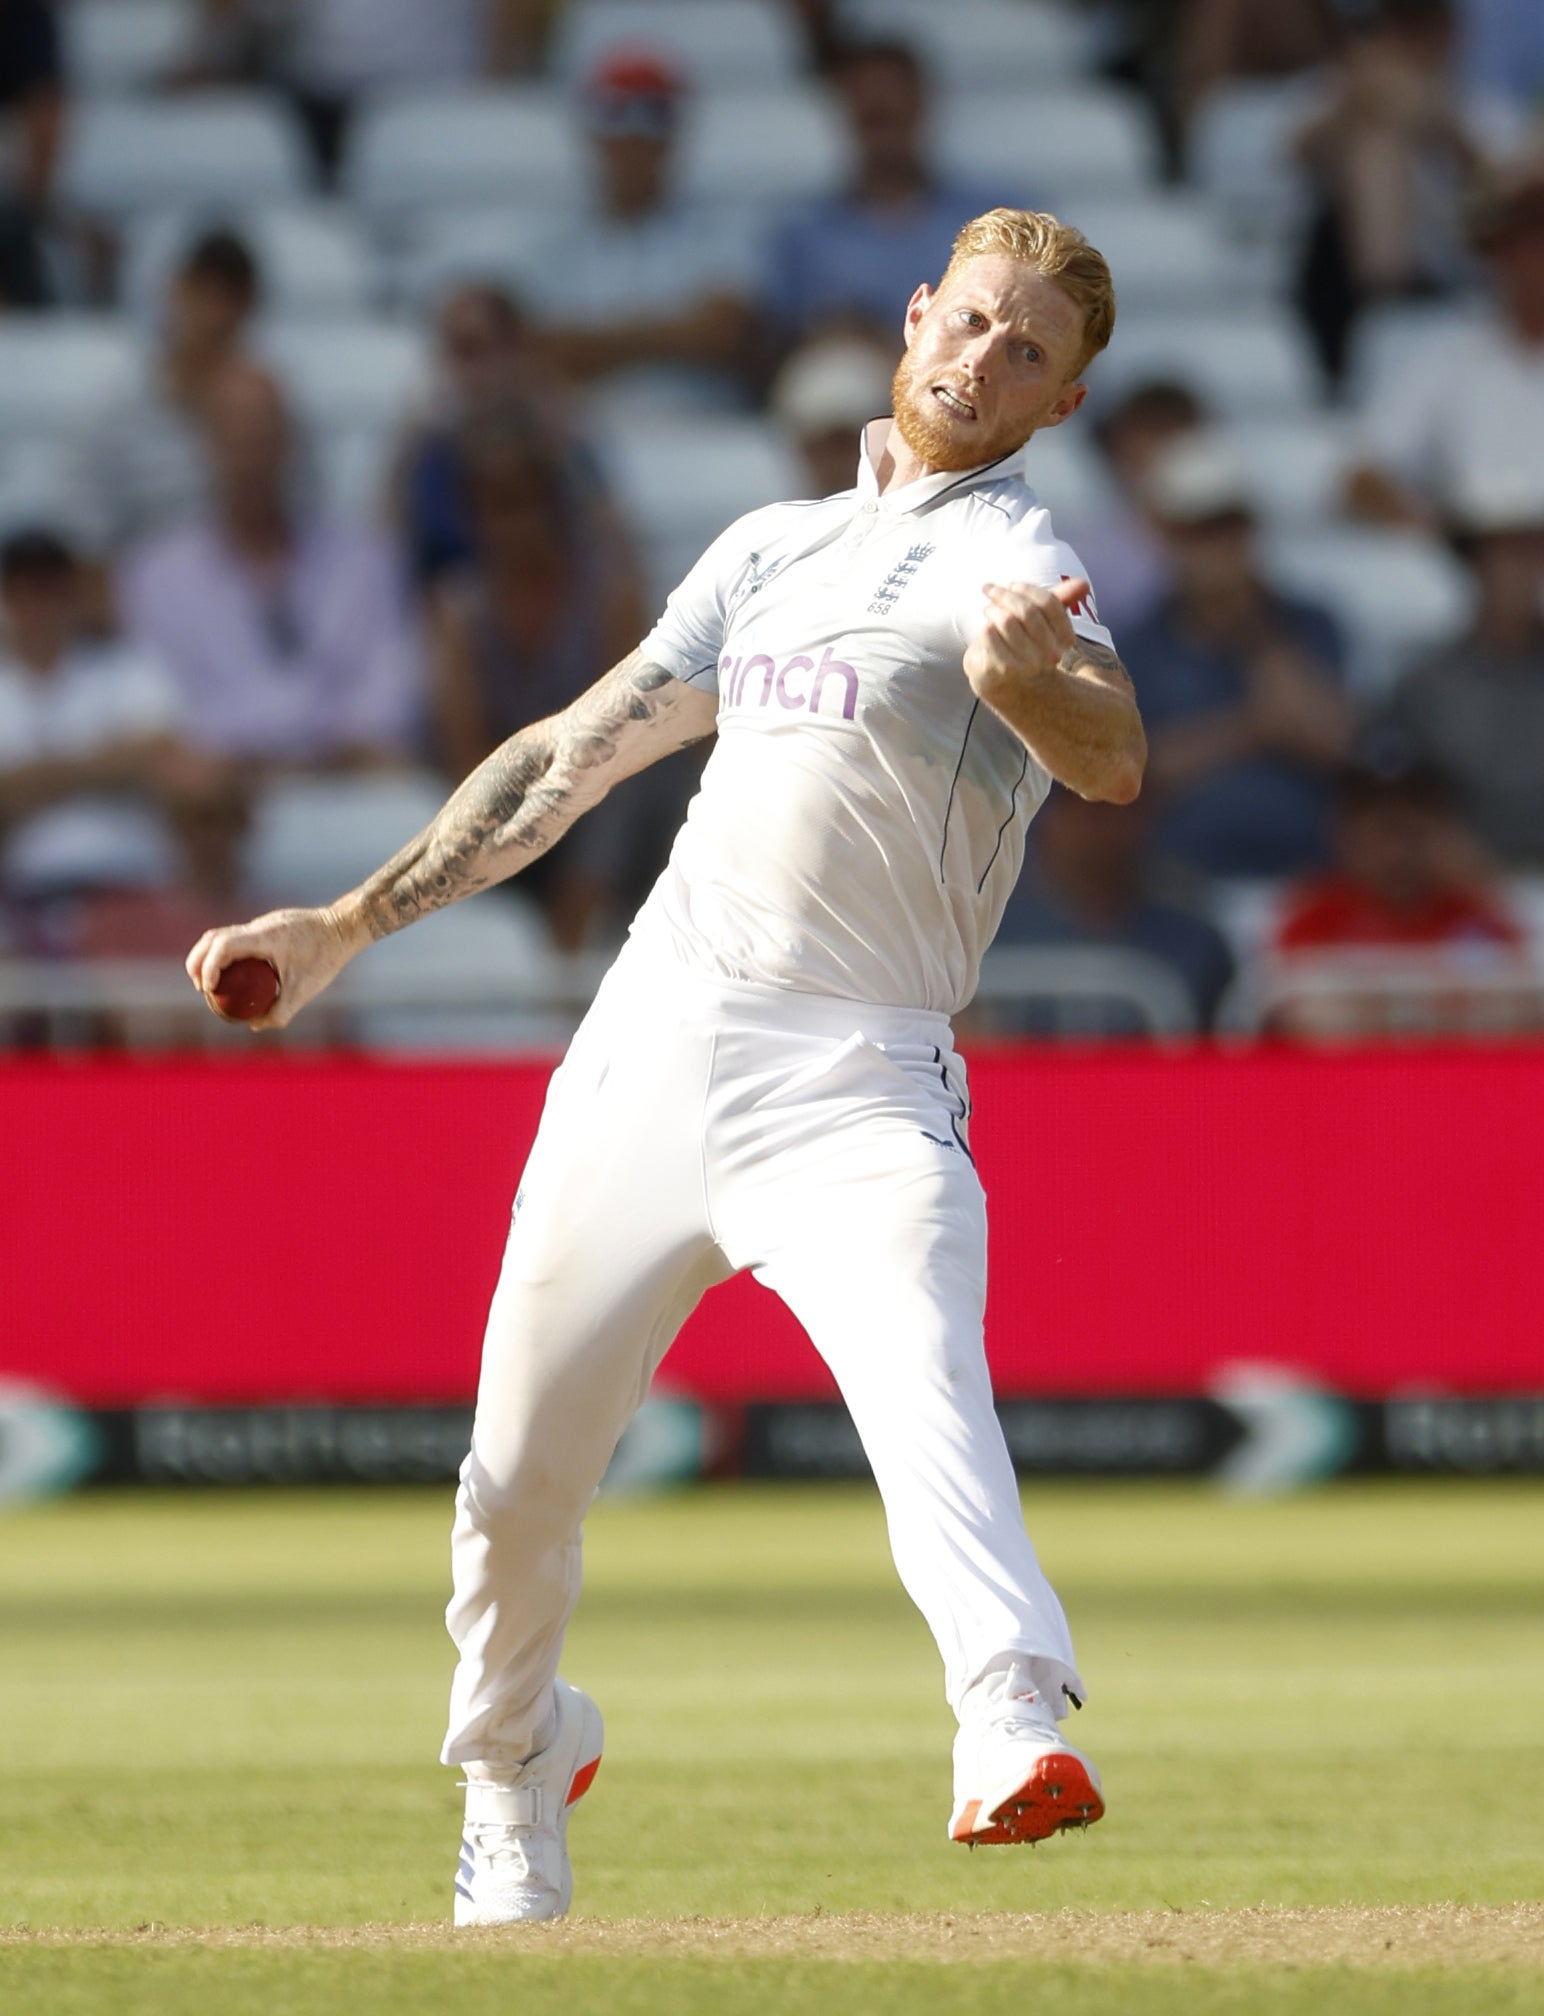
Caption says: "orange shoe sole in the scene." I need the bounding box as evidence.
[951,1753,1106,1845]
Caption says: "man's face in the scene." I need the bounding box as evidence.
[1,567,79,667]
[839,55,924,178]
[169,273,252,354]
[594,131,670,215]
[204,368,289,510]
[438,292,523,405]
[1339,800,1446,914]
[890,255,1088,474]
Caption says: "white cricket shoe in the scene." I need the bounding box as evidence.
[453,1678,604,1925]
[948,1659,1105,1845]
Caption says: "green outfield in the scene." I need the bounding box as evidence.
[1,1479,1541,2014]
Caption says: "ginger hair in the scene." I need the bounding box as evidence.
[941,208,1116,377]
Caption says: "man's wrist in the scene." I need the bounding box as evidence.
[328,891,377,952]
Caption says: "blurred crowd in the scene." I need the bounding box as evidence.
[2,0,1544,1047]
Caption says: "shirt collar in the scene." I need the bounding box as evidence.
[854,417,1032,513]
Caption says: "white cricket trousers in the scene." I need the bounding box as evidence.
[441,943,1085,1771]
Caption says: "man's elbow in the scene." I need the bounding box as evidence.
[1098,728,1147,805]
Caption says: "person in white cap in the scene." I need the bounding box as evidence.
[770,333,897,497]
[187,206,1147,1924]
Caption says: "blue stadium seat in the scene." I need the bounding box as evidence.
[61,94,313,215]
[0,316,140,436]
[390,205,574,309]
[936,88,1162,203]
[1093,307,1323,418]
[1061,195,1239,310]
[673,86,848,207]
[258,320,428,430]
[598,414,803,603]
[549,0,807,89]
[1263,526,1476,695]
[62,0,198,94]
[1228,415,1354,527]
[121,205,378,326]
[836,0,1096,87]
[342,87,585,215]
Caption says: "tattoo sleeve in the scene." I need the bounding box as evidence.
[352,652,714,942]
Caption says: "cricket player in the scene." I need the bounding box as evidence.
[188,208,1146,1924]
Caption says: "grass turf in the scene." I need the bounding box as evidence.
[1,1479,1540,2012]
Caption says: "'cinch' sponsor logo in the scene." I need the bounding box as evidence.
[719,646,858,721]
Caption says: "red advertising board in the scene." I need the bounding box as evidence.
[2,1047,1540,1406]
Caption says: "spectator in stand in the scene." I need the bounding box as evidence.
[0,528,233,952]
[1266,755,1531,1038]
[425,400,666,950]
[1380,467,1544,866]
[1174,0,1336,131]
[516,50,755,415]
[762,39,1007,361]
[67,229,262,561]
[390,281,620,588]
[1124,432,1354,878]
[1346,164,1544,527]
[0,0,64,307]
[769,335,894,499]
[119,361,422,771]
[1060,379,1208,638]
[991,784,1237,1036]
[1292,0,1523,383]
[177,2,554,171]
[1274,757,1520,952]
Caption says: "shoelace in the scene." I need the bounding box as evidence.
[466,1818,549,1888]
[987,1691,1063,1742]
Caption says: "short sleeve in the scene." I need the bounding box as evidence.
[957,513,1116,658]
[639,512,775,696]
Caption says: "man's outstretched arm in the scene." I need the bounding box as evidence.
[186,652,717,1029]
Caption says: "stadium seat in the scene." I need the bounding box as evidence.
[1093,307,1323,419]
[343,899,576,1054]
[121,206,378,326]
[62,0,197,94]
[598,415,803,602]
[313,422,394,523]
[1228,415,1353,527]
[548,0,806,89]
[259,320,429,430]
[1020,427,1111,526]
[242,772,451,908]
[60,94,313,216]
[0,439,82,540]
[1187,75,1320,241]
[935,88,1162,203]
[674,86,849,206]
[1263,526,1476,695]
[342,87,586,215]
[1344,298,1491,411]
[390,204,574,309]
[836,0,1096,87]
[0,316,139,437]
[1060,195,1238,310]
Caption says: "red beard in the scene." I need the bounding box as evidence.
[889,354,1029,474]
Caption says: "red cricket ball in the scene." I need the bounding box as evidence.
[210,956,281,1023]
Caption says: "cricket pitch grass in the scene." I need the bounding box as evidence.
[1,1479,1540,2014]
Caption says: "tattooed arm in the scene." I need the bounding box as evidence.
[964,578,1146,804]
[186,653,718,1028]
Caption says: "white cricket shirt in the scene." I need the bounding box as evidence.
[633,422,1115,1016]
